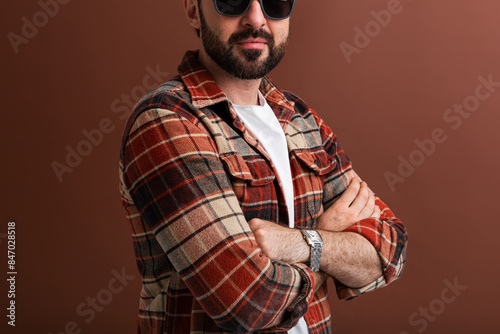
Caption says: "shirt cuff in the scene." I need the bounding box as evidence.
[335,274,387,300]
[270,262,316,331]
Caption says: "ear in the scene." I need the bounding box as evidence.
[184,0,201,31]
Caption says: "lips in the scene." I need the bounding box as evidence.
[237,38,268,49]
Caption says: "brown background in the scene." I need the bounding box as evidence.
[2,0,499,333]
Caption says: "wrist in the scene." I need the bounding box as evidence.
[299,229,324,272]
[282,229,310,264]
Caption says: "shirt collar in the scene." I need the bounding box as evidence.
[178,50,296,112]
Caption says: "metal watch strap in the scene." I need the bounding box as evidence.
[300,229,324,272]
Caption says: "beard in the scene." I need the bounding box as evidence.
[199,7,289,80]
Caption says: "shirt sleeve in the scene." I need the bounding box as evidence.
[120,107,317,331]
[311,110,408,300]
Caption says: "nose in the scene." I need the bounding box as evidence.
[241,0,267,29]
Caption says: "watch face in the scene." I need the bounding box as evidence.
[305,230,322,243]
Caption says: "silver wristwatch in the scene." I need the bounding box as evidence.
[300,229,324,272]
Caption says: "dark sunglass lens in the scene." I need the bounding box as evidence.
[215,0,251,16]
[263,0,294,19]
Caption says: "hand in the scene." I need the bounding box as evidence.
[248,219,309,264]
[317,178,380,232]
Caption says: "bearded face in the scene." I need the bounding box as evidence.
[198,4,289,80]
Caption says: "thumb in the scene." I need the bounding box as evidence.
[248,218,263,232]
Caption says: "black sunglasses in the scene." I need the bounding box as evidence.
[213,0,296,20]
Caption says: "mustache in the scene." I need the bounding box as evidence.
[228,29,274,45]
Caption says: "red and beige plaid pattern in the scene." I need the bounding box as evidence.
[119,51,407,333]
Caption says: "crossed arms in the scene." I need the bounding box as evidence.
[249,178,384,290]
[121,106,407,331]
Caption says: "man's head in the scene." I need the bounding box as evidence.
[184,0,295,80]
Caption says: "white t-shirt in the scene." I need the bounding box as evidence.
[233,93,308,334]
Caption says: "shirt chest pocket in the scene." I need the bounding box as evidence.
[291,149,338,226]
[220,153,277,222]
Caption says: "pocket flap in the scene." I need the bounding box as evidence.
[220,153,276,186]
[294,150,337,175]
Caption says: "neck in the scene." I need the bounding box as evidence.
[198,49,262,106]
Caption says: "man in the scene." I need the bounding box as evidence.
[119,0,407,333]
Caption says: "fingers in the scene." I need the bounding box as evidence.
[347,181,380,221]
[336,178,361,207]
[371,205,381,219]
[357,188,376,219]
[349,181,370,211]
[317,178,379,231]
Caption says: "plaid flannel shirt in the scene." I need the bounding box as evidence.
[119,51,407,333]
